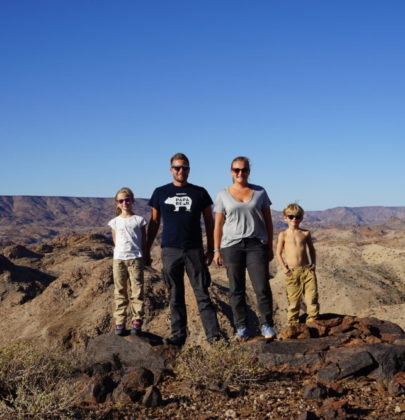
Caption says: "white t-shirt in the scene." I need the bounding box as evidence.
[108,215,146,260]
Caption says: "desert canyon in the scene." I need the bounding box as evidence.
[0,196,404,418]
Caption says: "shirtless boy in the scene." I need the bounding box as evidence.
[276,203,319,325]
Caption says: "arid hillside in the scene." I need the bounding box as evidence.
[1,219,404,348]
[1,195,404,245]
[1,201,405,418]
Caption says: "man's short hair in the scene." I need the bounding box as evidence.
[283,203,305,216]
[170,153,190,166]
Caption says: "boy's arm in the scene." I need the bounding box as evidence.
[276,232,290,274]
[306,232,316,270]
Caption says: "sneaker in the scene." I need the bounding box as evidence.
[162,336,186,346]
[261,324,277,339]
[234,327,249,340]
[207,335,226,345]
[130,319,143,335]
[115,324,125,336]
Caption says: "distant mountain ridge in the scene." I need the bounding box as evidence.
[0,195,404,245]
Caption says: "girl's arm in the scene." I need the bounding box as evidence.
[213,212,225,266]
[262,206,274,261]
[111,229,116,245]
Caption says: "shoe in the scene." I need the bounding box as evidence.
[261,324,277,339]
[162,336,186,346]
[130,319,143,335]
[234,327,249,340]
[115,324,125,336]
[207,335,225,345]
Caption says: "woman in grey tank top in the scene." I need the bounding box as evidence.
[213,156,276,340]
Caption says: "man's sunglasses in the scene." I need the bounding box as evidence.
[232,168,249,174]
[118,198,132,204]
[287,214,302,220]
[172,165,190,171]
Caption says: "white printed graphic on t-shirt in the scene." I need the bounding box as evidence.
[164,195,192,212]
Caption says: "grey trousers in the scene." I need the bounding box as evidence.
[162,247,220,340]
[221,238,274,329]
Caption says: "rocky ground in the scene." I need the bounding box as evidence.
[0,224,405,418]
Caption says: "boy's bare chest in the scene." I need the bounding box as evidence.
[285,231,306,248]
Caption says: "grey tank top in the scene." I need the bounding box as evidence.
[214,184,271,248]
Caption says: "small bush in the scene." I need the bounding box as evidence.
[0,343,81,417]
[175,341,270,391]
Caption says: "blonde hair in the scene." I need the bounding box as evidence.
[230,156,251,171]
[114,187,135,216]
[283,203,304,217]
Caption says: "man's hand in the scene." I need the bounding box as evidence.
[143,251,152,267]
[268,247,274,262]
[205,250,214,266]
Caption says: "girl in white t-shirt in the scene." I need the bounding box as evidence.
[108,187,147,336]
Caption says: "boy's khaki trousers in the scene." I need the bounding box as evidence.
[285,266,319,325]
[113,258,144,325]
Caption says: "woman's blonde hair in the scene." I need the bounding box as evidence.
[230,156,251,171]
[114,187,135,216]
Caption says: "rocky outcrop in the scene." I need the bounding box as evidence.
[251,315,405,386]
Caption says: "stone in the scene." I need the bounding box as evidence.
[142,385,162,407]
[279,324,311,340]
[388,371,405,396]
[303,382,328,399]
[318,349,376,382]
[296,411,319,420]
[85,333,169,373]
[89,374,116,403]
[318,398,348,419]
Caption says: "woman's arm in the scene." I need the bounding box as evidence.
[262,206,274,261]
[213,212,225,266]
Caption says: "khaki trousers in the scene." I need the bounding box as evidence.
[113,258,144,325]
[285,266,319,325]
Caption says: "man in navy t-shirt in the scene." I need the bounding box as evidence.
[145,153,221,345]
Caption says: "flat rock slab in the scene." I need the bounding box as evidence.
[85,334,170,372]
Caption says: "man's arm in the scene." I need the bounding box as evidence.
[276,232,290,274]
[306,231,316,270]
[202,205,214,265]
[145,207,160,266]
[262,206,274,261]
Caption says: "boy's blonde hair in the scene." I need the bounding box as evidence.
[114,187,135,216]
[283,203,305,216]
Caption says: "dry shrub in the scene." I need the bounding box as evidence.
[0,343,82,417]
[175,341,270,391]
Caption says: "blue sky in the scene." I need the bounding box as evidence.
[1,0,404,210]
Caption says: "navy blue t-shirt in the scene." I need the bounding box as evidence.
[149,183,213,249]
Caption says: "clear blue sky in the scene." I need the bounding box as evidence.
[1,0,404,210]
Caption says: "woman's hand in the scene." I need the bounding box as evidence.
[213,251,223,266]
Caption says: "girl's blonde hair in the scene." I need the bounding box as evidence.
[114,187,135,216]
